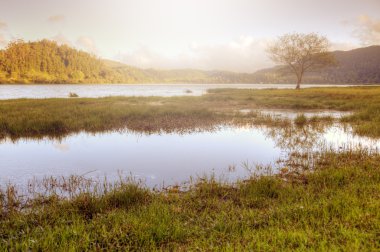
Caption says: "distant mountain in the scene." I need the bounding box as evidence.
[1,40,379,84]
[252,46,380,84]
[104,63,257,84]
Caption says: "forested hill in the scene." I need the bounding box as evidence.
[0,40,379,84]
[0,40,114,83]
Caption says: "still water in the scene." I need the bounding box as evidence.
[0,84,363,99]
[1,124,379,188]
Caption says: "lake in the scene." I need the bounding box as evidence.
[0,84,365,99]
[1,123,379,189]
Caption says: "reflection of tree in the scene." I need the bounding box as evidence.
[264,123,330,171]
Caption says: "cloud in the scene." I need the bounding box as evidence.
[352,15,380,45]
[0,21,11,48]
[187,37,273,72]
[116,36,274,72]
[115,35,359,72]
[0,21,7,30]
[47,15,65,23]
[330,42,358,51]
[76,36,98,54]
[51,33,72,46]
[0,34,7,47]
[51,34,100,55]
[116,46,170,69]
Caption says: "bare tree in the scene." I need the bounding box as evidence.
[267,33,335,89]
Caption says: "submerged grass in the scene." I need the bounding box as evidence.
[1,86,380,139]
[0,149,379,250]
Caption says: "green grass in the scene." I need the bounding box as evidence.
[1,86,380,139]
[0,150,379,250]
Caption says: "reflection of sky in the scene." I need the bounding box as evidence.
[53,142,70,152]
[323,125,380,150]
[258,110,353,120]
[1,124,379,188]
[0,127,281,187]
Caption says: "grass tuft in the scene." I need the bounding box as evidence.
[68,92,79,98]
[294,113,307,126]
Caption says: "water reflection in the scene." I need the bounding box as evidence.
[0,123,379,188]
[265,122,379,171]
[258,110,352,120]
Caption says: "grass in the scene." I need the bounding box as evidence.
[294,113,307,126]
[1,86,380,139]
[0,149,379,250]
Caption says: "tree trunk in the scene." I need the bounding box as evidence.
[296,74,303,89]
[296,81,301,89]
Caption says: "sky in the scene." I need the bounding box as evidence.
[0,0,379,72]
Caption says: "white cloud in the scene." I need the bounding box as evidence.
[76,36,98,54]
[353,15,380,46]
[0,21,7,30]
[0,34,7,47]
[330,42,358,51]
[51,33,72,46]
[50,34,99,55]
[47,15,65,23]
[118,46,160,67]
[116,36,274,72]
[115,35,363,72]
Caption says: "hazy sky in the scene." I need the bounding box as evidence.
[0,0,379,72]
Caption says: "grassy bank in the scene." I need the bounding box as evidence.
[1,149,379,250]
[1,86,380,139]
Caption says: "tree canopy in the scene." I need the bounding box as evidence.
[267,33,336,89]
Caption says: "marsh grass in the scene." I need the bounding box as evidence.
[294,113,307,126]
[1,86,380,139]
[0,149,379,250]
